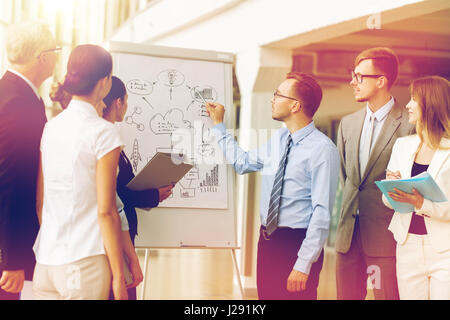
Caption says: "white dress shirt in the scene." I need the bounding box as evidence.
[359,97,395,174]
[33,100,124,265]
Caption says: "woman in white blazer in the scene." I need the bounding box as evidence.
[383,75,450,300]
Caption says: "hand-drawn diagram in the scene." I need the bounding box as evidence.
[190,85,217,103]
[150,108,192,135]
[141,97,153,109]
[185,85,217,117]
[129,138,142,173]
[125,106,145,131]
[117,56,227,209]
[178,162,199,198]
[199,165,219,193]
[158,69,185,100]
[127,79,153,95]
[196,123,215,158]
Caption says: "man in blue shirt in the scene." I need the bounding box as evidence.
[206,72,340,300]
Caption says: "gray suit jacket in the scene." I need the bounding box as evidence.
[335,101,414,257]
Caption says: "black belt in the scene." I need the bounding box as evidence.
[261,225,271,240]
[260,225,306,241]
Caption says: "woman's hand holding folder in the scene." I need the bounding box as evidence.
[385,170,424,210]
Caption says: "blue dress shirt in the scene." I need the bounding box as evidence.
[212,121,340,274]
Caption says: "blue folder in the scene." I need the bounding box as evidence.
[375,172,448,213]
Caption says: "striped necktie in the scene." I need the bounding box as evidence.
[265,135,293,236]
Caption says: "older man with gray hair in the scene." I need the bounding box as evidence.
[0,21,58,300]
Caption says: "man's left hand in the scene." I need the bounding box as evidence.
[0,270,25,293]
[287,269,308,292]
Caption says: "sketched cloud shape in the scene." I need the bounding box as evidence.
[150,108,192,135]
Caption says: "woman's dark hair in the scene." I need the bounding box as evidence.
[62,44,112,96]
[103,76,127,110]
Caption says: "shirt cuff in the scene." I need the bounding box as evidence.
[293,258,312,275]
[415,199,431,218]
[212,122,227,136]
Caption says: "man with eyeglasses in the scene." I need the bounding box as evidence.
[206,72,340,300]
[0,21,58,300]
[335,47,414,300]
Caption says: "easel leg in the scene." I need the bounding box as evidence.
[230,249,245,300]
[140,248,150,300]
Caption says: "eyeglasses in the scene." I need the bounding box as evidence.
[351,71,384,84]
[37,47,62,59]
[273,91,298,101]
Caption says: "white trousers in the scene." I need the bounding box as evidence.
[396,233,450,300]
[20,281,35,300]
[32,254,111,300]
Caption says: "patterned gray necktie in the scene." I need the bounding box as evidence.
[265,135,293,236]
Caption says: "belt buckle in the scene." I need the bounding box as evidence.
[262,229,270,241]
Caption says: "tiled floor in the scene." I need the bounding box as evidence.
[136,249,237,300]
[135,247,374,300]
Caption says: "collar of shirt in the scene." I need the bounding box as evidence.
[67,99,100,118]
[7,68,40,99]
[284,121,316,145]
[365,96,395,123]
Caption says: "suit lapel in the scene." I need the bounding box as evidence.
[350,109,366,183]
[361,101,402,183]
[3,71,47,120]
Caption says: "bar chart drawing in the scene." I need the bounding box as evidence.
[200,165,219,192]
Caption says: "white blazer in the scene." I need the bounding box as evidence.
[382,134,450,253]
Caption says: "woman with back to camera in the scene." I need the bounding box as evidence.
[33,45,127,300]
[51,76,174,299]
[383,75,450,300]
[102,76,174,300]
